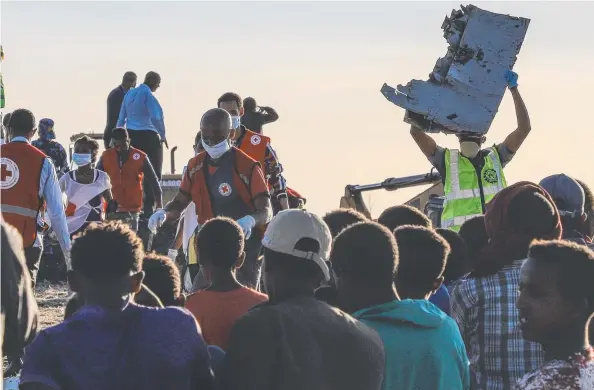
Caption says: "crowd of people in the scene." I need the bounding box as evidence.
[1,69,594,390]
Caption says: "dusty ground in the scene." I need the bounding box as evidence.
[35,281,70,329]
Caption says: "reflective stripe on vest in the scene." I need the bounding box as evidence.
[1,204,38,218]
[441,147,507,231]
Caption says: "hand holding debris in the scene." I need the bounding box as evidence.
[505,69,519,89]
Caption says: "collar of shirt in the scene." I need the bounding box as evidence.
[10,136,30,143]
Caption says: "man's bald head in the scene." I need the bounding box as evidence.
[200,108,234,147]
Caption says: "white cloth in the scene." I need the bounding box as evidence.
[178,166,199,254]
[59,170,111,234]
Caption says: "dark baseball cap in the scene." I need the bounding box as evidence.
[539,174,585,217]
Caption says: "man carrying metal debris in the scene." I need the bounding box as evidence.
[410,70,532,231]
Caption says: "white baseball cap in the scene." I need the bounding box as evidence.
[261,209,332,281]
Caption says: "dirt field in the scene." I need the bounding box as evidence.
[35,282,69,329]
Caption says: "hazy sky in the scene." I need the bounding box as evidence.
[2,1,593,217]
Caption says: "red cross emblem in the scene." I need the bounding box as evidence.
[218,182,232,197]
[0,158,19,189]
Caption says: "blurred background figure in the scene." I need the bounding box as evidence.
[32,118,69,179]
[241,97,279,134]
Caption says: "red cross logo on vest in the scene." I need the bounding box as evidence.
[0,157,20,190]
[218,182,232,197]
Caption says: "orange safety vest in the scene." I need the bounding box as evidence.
[1,142,46,247]
[186,147,262,227]
[101,147,146,213]
[237,128,269,168]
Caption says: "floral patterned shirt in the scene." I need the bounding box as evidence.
[514,348,594,390]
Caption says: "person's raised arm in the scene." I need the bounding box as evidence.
[261,106,279,124]
[410,124,438,159]
[501,71,531,153]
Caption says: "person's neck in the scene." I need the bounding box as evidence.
[269,287,314,304]
[542,322,590,361]
[233,126,245,141]
[84,292,131,312]
[343,284,399,314]
[205,270,243,292]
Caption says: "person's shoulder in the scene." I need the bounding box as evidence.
[514,360,575,390]
[130,147,148,158]
[233,146,258,163]
[138,304,200,330]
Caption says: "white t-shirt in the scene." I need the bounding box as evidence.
[59,170,111,234]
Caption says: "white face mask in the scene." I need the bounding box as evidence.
[72,153,93,167]
[202,138,230,159]
[231,116,241,129]
[460,141,480,159]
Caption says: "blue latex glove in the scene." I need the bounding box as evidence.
[236,215,256,240]
[505,69,519,88]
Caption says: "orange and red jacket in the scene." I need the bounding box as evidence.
[101,147,146,213]
[185,147,261,226]
[237,129,269,169]
[1,142,46,247]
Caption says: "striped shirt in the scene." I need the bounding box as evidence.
[451,259,544,390]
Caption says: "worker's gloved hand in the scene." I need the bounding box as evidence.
[505,69,519,88]
[148,209,167,234]
[167,249,178,262]
[236,215,256,240]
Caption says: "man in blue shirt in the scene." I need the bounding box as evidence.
[117,71,166,217]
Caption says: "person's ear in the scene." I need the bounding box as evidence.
[236,251,246,269]
[130,271,145,294]
[240,107,245,116]
[176,294,187,307]
[67,270,81,293]
[431,276,445,295]
[229,128,237,141]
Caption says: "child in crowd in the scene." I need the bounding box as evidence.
[457,215,489,266]
[315,208,368,305]
[59,136,112,238]
[514,240,594,389]
[436,228,470,294]
[331,221,470,390]
[185,217,267,350]
[21,222,215,390]
[376,205,451,315]
[142,253,185,307]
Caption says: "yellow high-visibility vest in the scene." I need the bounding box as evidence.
[441,147,507,231]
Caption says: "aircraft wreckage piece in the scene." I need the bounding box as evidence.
[381,5,530,135]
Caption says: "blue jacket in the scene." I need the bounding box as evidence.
[117,84,166,141]
[354,299,470,390]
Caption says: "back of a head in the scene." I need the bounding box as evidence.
[6,109,35,137]
[262,209,332,294]
[330,221,398,286]
[122,71,137,83]
[539,174,585,234]
[243,97,257,112]
[196,217,244,270]
[142,254,182,307]
[436,228,470,284]
[576,179,593,214]
[378,205,432,232]
[458,216,488,258]
[508,189,559,239]
[71,222,144,281]
[2,112,11,128]
[393,225,450,297]
[323,208,368,238]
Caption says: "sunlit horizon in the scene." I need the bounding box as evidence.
[2,1,593,217]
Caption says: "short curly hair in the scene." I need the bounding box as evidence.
[142,253,182,306]
[71,222,144,280]
[378,205,432,232]
[217,92,243,109]
[322,208,368,238]
[196,217,245,270]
